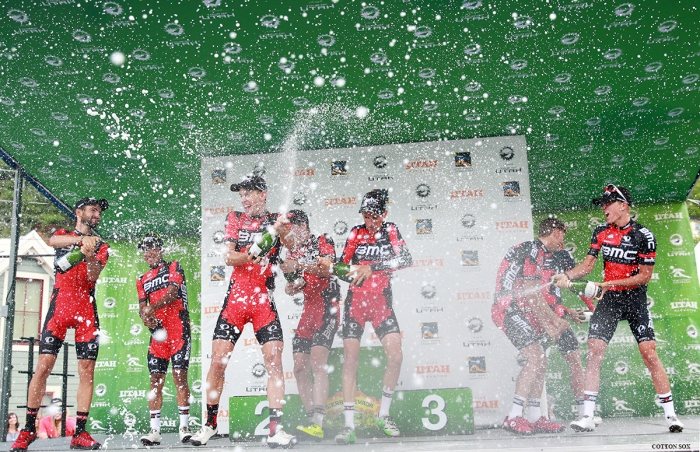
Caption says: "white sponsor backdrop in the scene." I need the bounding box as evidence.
[200,136,533,430]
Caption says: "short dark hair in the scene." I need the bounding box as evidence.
[287,210,309,228]
[539,218,567,237]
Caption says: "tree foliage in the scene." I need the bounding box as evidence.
[0,162,70,240]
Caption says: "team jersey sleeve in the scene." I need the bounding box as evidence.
[340,226,361,264]
[224,211,240,243]
[136,276,147,302]
[587,225,605,258]
[369,223,413,272]
[318,234,336,260]
[636,226,657,265]
[95,242,110,266]
[169,261,184,288]
[520,242,542,281]
[51,228,68,239]
[494,243,528,295]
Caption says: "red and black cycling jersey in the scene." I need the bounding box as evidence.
[286,234,340,306]
[587,220,656,291]
[340,222,412,294]
[53,229,109,301]
[224,210,280,291]
[492,240,548,329]
[136,260,190,328]
[493,240,547,300]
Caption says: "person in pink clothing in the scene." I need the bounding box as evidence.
[38,399,75,439]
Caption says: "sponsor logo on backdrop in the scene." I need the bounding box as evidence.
[499,146,515,161]
[95,383,107,397]
[502,181,522,200]
[421,284,437,299]
[655,212,683,221]
[463,339,490,348]
[468,317,484,333]
[373,155,388,169]
[416,184,431,198]
[454,152,472,169]
[210,266,225,281]
[415,362,450,377]
[670,266,692,284]
[415,219,433,235]
[412,203,438,211]
[684,399,700,410]
[95,360,117,370]
[324,196,356,208]
[669,233,683,246]
[405,159,438,170]
[495,220,529,232]
[285,167,315,177]
[670,300,698,312]
[211,169,226,184]
[687,325,698,339]
[212,230,224,244]
[460,250,479,267]
[615,360,629,375]
[468,356,487,373]
[420,322,440,344]
[126,356,145,371]
[458,213,484,241]
[203,306,221,316]
[473,397,499,411]
[457,290,490,303]
[330,160,348,175]
[609,334,635,346]
[333,221,348,236]
[120,388,147,404]
[613,397,635,415]
[99,277,127,284]
[204,205,236,216]
[292,192,308,206]
[411,258,444,268]
[415,305,443,314]
[450,188,483,199]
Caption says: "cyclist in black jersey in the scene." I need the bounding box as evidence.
[552,185,683,433]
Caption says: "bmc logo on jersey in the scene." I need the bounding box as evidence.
[355,243,392,258]
[601,245,637,261]
[237,230,261,244]
[144,274,170,292]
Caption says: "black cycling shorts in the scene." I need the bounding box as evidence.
[502,306,544,350]
[588,287,655,344]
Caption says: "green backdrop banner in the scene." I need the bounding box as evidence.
[91,237,202,435]
[535,201,700,420]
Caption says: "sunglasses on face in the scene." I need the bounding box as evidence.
[603,184,628,204]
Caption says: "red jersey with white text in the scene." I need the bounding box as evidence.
[136,260,190,349]
[492,240,547,330]
[340,222,412,294]
[587,220,656,291]
[53,229,109,303]
[224,211,280,292]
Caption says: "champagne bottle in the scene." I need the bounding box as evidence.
[332,262,364,287]
[248,227,279,258]
[56,247,85,273]
[568,280,603,299]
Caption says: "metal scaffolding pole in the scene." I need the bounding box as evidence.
[0,168,24,442]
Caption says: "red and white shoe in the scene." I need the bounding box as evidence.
[502,416,534,435]
[532,416,565,433]
[70,431,101,450]
[10,430,37,452]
